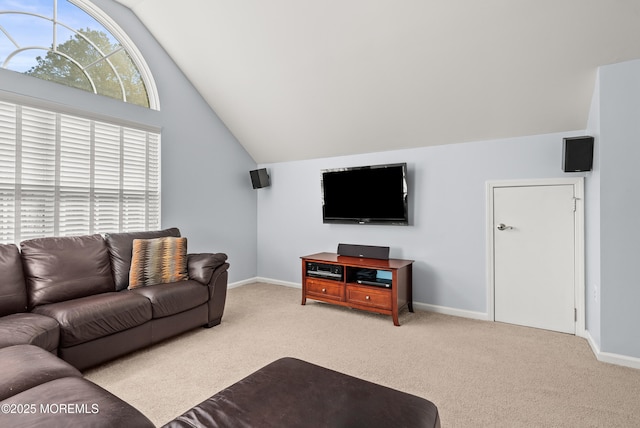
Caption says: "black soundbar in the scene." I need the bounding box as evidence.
[337,243,390,260]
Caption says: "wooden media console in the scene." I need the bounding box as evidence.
[301,252,414,326]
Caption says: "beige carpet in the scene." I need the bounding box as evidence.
[85,283,640,427]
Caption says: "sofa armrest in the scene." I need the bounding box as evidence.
[187,253,228,284]
[187,253,229,327]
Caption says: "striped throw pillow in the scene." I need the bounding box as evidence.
[128,237,188,289]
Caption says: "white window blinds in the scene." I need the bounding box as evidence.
[0,100,160,244]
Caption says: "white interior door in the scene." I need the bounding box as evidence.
[493,184,576,334]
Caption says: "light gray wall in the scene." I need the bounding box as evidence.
[0,0,258,283]
[599,59,640,358]
[257,131,587,314]
[585,73,601,348]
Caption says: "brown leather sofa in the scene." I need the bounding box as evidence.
[0,228,229,426]
[0,227,229,370]
[14,228,229,370]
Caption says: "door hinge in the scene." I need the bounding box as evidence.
[574,308,577,321]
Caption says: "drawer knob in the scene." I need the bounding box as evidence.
[365,295,370,300]
[322,288,326,293]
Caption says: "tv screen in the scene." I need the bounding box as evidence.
[321,163,408,225]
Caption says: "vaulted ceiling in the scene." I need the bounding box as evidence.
[114,0,640,164]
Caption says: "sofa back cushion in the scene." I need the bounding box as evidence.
[104,228,181,291]
[0,243,28,316]
[21,234,114,307]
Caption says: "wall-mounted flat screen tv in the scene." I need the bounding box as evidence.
[321,162,408,225]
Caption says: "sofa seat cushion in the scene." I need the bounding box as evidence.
[0,345,81,401]
[130,280,209,318]
[0,377,155,428]
[32,292,152,347]
[0,313,59,352]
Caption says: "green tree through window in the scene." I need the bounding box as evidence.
[0,1,150,108]
[25,28,148,107]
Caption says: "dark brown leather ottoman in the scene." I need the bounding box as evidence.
[164,357,440,428]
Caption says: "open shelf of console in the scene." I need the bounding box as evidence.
[301,252,414,326]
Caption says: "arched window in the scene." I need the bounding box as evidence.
[0,1,161,243]
[0,0,158,109]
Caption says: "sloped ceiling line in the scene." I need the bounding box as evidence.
[115,0,640,163]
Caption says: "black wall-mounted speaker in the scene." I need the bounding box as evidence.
[249,168,270,189]
[562,136,594,172]
[337,243,390,260]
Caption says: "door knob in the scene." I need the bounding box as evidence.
[497,223,513,231]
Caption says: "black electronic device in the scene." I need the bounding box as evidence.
[562,136,594,172]
[306,262,344,281]
[321,163,408,225]
[348,267,393,288]
[250,168,271,189]
[356,279,392,288]
[337,243,390,260]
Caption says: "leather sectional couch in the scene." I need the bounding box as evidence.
[0,228,229,426]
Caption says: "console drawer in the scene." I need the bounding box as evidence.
[346,285,392,310]
[306,278,344,301]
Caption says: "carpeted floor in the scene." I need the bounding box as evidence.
[85,282,640,427]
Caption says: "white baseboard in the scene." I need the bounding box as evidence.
[412,301,489,321]
[256,277,301,288]
[585,331,640,370]
[228,277,300,289]
[227,277,258,289]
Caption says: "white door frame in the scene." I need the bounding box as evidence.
[486,177,585,337]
